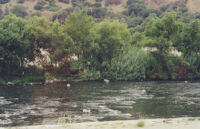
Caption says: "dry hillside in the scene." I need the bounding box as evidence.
[0,0,200,19]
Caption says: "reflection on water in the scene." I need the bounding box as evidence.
[0,81,200,126]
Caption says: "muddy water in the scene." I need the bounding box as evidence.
[0,81,200,126]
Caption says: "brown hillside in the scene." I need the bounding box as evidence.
[0,0,200,18]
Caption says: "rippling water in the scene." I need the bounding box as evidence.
[0,81,200,126]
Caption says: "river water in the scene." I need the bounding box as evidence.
[0,81,200,126]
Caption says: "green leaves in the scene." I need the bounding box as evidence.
[0,14,33,75]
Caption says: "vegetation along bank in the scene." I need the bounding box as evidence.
[1,0,200,84]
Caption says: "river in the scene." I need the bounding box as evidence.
[0,81,200,126]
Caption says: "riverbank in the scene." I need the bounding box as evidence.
[0,75,89,86]
[1,117,200,129]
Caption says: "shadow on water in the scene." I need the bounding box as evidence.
[0,81,200,126]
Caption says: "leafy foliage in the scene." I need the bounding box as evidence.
[106,48,149,80]
[0,15,34,75]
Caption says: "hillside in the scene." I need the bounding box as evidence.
[0,0,200,19]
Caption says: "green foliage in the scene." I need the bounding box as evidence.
[0,6,3,18]
[88,7,107,18]
[64,11,96,59]
[94,20,131,66]
[1,76,45,84]
[11,5,27,18]
[136,121,145,127]
[127,0,146,16]
[46,0,61,12]
[0,14,34,75]
[27,17,73,74]
[144,12,181,54]
[1,10,200,81]
[34,0,47,10]
[86,70,101,80]
[185,53,200,79]
[105,48,149,80]
[175,20,200,56]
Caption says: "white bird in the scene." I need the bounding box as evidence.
[185,81,188,83]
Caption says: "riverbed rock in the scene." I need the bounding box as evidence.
[66,83,71,88]
[7,82,14,85]
[104,79,110,84]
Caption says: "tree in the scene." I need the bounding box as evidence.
[64,10,96,59]
[175,20,200,56]
[27,17,73,74]
[0,15,34,75]
[144,12,182,54]
[94,20,131,70]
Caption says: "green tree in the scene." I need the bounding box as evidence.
[144,12,182,54]
[175,20,200,56]
[94,20,131,70]
[27,17,73,74]
[0,15,34,75]
[64,11,96,59]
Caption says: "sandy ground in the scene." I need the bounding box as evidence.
[1,117,200,129]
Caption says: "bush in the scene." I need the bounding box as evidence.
[91,2,102,8]
[34,0,47,10]
[86,70,102,80]
[105,0,121,6]
[128,1,146,16]
[24,66,44,76]
[136,121,145,127]
[185,53,200,79]
[47,5,61,12]
[88,7,107,18]
[58,0,69,4]
[17,0,25,4]
[0,0,9,4]
[11,5,27,17]
[105,48,150,80]
[0,6,3,18]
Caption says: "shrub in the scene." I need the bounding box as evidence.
[91,2,101,8]
[185,53,200,79]
[34,0,47,10]
[136,121,145,127]
[88,7,107,18]
[0,6,3,18]
[86,70,102,80]
[58,0,69,4]
[128,1,146,16]
[105,48,150,80]
[47,5,61,12]
[105,0,121,6]
[11,5,27,18]
[0,0,9,4]
[17,0,25,4]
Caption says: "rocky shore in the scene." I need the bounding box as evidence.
[1,117,200,129]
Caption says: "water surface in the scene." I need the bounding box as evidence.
[0,81,200,126]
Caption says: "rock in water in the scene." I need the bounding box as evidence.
[104,79,110,84]
[66,83,71,88]
[83,109,91,113]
